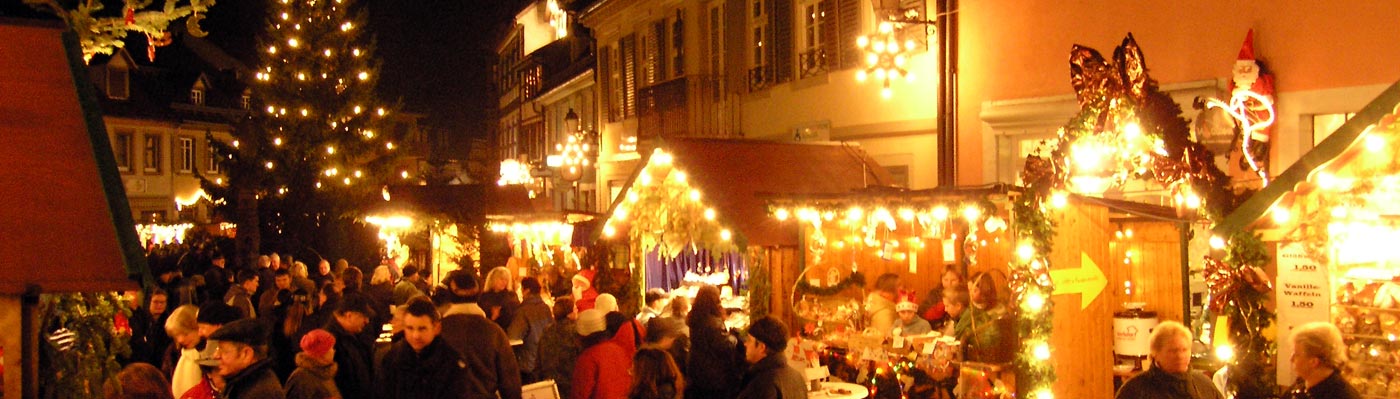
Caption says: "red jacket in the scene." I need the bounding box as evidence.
[571,341,631,399]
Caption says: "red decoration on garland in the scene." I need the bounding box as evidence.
[146,31,172,62]
[124,7,135,25]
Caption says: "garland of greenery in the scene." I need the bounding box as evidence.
[746,247,771,320]
[794,271,866,297]
[1008,191,1057,398]
[39,292,131,398]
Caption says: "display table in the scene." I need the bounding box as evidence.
[812,382,869,399]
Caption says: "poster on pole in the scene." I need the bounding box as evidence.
[1275,242,1330,385]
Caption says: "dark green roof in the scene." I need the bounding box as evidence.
[1214,80,1400,235]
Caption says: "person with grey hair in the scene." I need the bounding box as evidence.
[1287,321,1359,398]
[1116,321,1223,399]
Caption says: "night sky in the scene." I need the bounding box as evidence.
[3,0,527,141]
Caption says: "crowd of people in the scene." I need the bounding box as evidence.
[104,245,813,399]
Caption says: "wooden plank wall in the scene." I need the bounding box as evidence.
[1108,221,1186,325]
[1048,201,1114,399]
[1047,201,1187,399]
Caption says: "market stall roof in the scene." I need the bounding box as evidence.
[601,138,894,247]
[1214,79,1400,234]
[0,20,145,294]
[374,184,539,222]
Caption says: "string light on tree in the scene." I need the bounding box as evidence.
[201,0,402,255]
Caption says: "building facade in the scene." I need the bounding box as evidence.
[90,45,242,225]
[577,0,942,214]
[497,0,602,212]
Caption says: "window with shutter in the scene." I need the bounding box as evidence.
[672,10,685,78]
[650,21,667,85]
[836,0,861,69]
[748,0,769,91]
[819,0,838,71]
[770,0,794,84]
[621,35,638,117]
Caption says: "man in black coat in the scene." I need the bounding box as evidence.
[735,316,807,399]
[376,296,468,398]
[326,294,376,399]
[438,269,522,399]
[209,318,285,399]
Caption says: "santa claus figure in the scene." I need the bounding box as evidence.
[1231,29,1276,179]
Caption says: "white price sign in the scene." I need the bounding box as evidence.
[1275,242,1330,385]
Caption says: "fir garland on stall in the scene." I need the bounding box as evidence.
[38,292,131,398]
[23,0,217,62]
[794,271,866,297]
[746,246,771,320]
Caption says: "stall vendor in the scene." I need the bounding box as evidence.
[955,272,1011,363]
[892,300,932,337]
[866,273,900,336]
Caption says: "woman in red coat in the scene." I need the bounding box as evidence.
[572,309,631,399]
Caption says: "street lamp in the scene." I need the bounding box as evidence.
[845,9,935,98]
[555,108,592,182]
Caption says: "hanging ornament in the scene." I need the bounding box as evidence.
[124,6,136,25]
[146,31,172,62]
[187,13,209,38]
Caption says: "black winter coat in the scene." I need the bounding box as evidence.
[375,338,469,399]
[325,320,374,399]
[684,316,742,399]
[735,353,808,399]
[222,358,286,399]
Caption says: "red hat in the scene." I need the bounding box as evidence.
[1237,29,1255,61]
[300,329,336,358]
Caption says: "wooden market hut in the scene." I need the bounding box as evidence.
[0,20,150,398]
[766,185,1195,398]
[1213,79,1400,387]
[595,138,893,320]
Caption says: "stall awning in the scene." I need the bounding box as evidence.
[602,138,894,247]
[374,184,539,223]
[0,20,145,294]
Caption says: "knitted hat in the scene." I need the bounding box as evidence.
[577,309,607,336]
[896,301,918,313]
[196,302,242,326]
[300,329,336,359]
[594,293,619,313]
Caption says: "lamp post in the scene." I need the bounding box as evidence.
[554,108,594,209]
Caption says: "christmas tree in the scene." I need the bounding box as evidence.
[206,0,401,261]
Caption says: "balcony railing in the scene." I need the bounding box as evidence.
[747,65,772,92]
[635,75,742,141]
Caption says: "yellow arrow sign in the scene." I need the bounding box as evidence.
[1049,252,1107,310]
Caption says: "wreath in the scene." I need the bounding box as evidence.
[794,271,867,297]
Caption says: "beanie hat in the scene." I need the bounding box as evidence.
[896,301,918,313]
[300,329,336,359]
[577,309,607,336]
[594,293,618,313]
